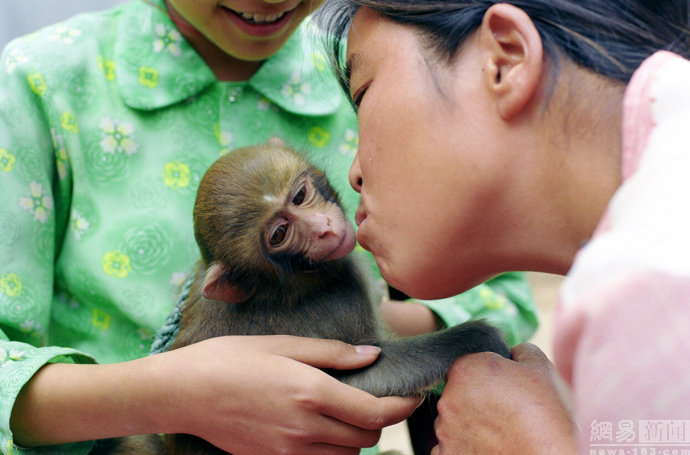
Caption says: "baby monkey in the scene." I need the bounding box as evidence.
[102,143,511,455]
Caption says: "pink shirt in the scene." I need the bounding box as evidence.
[554,51,690,452]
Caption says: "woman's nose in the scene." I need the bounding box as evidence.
[349,154,363,193]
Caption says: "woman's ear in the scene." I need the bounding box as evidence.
[479,3,543,120]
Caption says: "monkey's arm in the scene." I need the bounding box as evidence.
[334,320,511,397]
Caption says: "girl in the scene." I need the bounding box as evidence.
[0,0,537,453]
[324,0,690,453]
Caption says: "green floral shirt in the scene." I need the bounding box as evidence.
[0,1,537,453]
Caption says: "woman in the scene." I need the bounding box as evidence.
[324,0,690,453]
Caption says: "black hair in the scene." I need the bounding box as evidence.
[321,0,689,93]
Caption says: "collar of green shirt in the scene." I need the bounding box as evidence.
[114,0,343,116]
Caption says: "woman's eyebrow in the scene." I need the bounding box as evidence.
[344,52,362,92]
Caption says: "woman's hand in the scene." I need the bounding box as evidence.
[431,343,577,455]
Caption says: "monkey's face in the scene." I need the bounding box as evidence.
[263,173,356,264]
[165,0,325,63]
[194,144,356,284]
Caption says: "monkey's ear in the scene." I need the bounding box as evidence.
[201,263,255,304]
[266,136,285,147]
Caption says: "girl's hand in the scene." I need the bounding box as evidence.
[12,335,420,455]
[431,343,577,455]
[161,336,422,455]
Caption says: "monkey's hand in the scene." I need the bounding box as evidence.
[162,336,422,455]
[431,343,577,455]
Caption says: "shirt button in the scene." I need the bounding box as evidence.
[228,87,242,103]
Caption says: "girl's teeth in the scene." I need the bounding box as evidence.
[240,11,285,23]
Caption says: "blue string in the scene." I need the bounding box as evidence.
[149,275,193,355]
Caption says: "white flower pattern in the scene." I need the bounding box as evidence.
[3,48,28,75]
[71,209,91,240]
[281,72,311,106]
[99,117,139,155]
[153,24,183,57]
[18,182,54,223]
[338,129,358,157]
[48,25,83,44]
[0,348,26,367]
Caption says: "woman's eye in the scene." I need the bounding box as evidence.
[352,84,369,109]
[270,224,288,246]
[292,186,306,205]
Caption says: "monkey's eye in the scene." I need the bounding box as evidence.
[292,186,307,205]
[269,223,288,246]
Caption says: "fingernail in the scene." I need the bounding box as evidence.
[355,345,381,355]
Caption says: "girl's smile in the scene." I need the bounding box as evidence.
[166,0,324,80]
[220,3,300,37]
[223,4,296,24]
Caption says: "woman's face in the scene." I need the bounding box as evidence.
[167,0,324,61]
[347,8,531,299]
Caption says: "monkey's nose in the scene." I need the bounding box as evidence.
[308,212,334,239]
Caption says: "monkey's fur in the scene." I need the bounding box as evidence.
[99,143,511,455]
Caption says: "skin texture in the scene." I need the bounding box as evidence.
[9,3,425,453]
[166,0,325,80]
[431,344,576,455]
[345,4,627,453]
[11,336,420,455]
[347,6,622,300]
[162,143,509,453]
[379,299,442,336]
[167,0,443,334]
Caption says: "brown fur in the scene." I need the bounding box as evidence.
[101,143,510,454]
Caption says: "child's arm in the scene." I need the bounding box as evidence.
[11,336,420,454]
[380,299,443,336]
[382,272,539,345]
[0,36,96,453]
